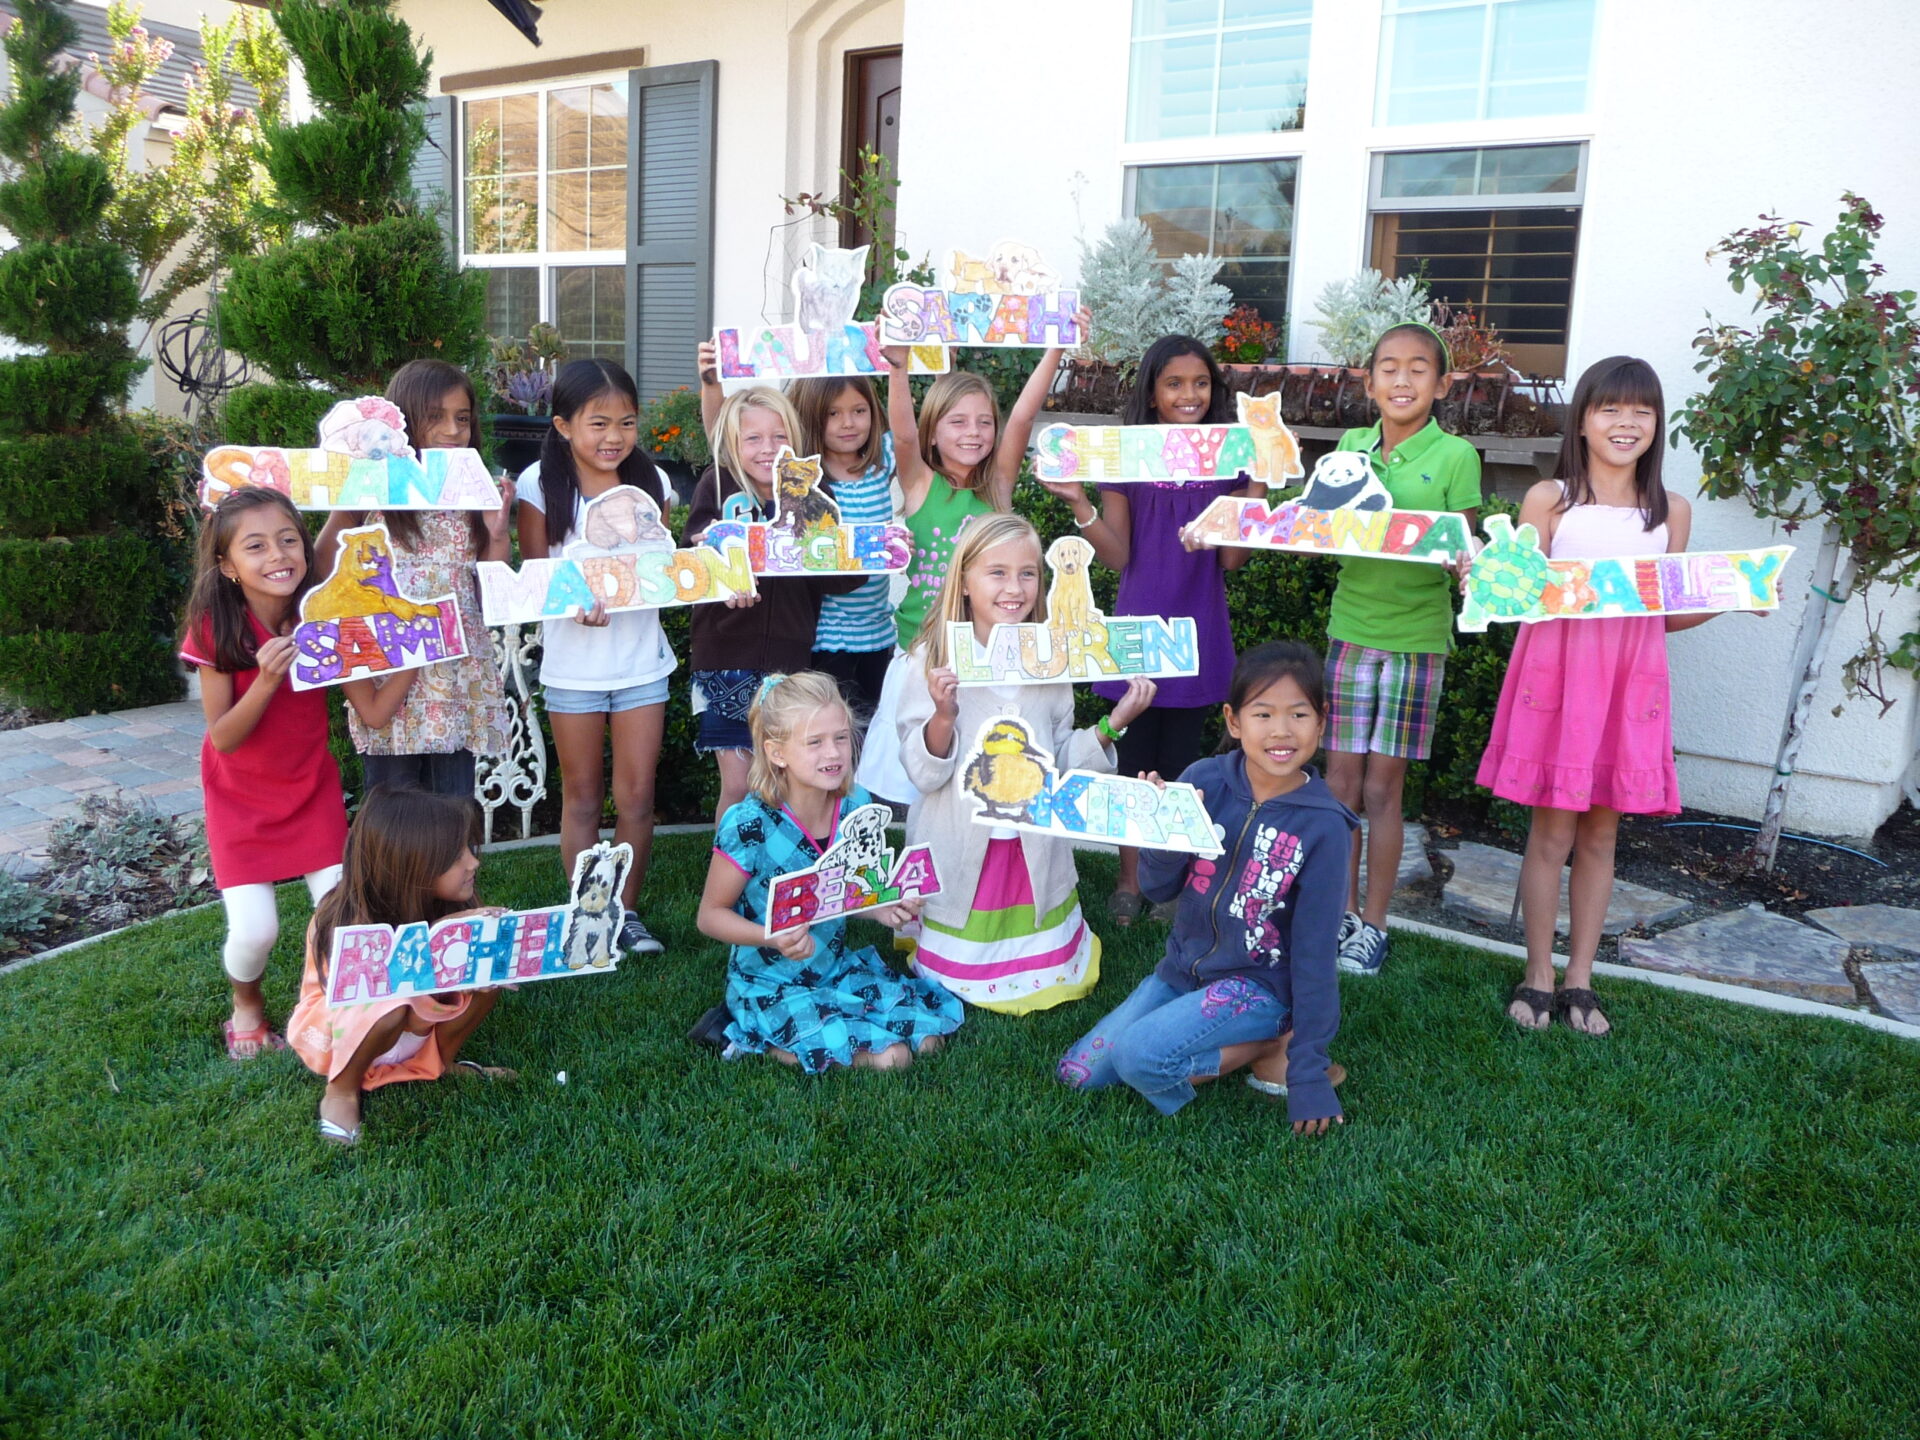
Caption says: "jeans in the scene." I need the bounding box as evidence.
[1058,972,1287,1115]
[361,749,477,799]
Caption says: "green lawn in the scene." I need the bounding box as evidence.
[2,836,1916,1438]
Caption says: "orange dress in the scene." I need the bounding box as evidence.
[287,922,471,1089]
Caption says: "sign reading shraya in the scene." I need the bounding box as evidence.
[878,241,1082,349]
[290,524,468,691]
[475,485,757,626]
[703,449,913,576]
[960,716,1223,857]
[763,802,943,937]
[200,397,503,512]
[1458,515,1792,633]
[1188,451,1474,565]
[327,842,633,1007]
[714,244,950,384]
[1032,393,1306,487]
[950,536,1199,687]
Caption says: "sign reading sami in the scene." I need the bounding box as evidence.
[763,802,942,936]
[291,524,467,690]
[951,535,1198,687]
[476,485,756,625]
[200,397,503,512]
[1458,514,1792,633]
[704,449,912,576]
[1187,451,1472,565]
[878,241,1081,349]
[327,842,633,1007]
[714,244,949,385]
[1032,392,1305,486]
[960,716,1222,857]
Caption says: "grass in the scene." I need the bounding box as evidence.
[2,835,1917,1438]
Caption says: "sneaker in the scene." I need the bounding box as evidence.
[686,1003,731,1051]
[1336,910,1363,958]
[1338,920,1388,976]
[619,914,664,956]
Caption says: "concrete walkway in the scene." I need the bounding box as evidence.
[0,702,206,874]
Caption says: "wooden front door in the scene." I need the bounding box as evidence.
[839,46,901,252]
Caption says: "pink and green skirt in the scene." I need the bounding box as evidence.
[911,836,1099,1015]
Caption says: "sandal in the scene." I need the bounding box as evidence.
[316,1116,360,1148]
[1106,889,1146,927]
[223,1019,288,1061]
[1555,987,1611,1037]
[454,1059,519,1081]
[1507,984,1555,1032]
[1246,1060,1347,1100]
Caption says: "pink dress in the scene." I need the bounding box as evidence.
[1476,486,1681,815]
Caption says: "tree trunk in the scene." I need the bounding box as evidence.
[1753,534,1858,869]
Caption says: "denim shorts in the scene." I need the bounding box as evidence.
[691,668,760,753]
[542,675,670,715]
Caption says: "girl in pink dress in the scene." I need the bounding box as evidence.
[1477,357,1734,1037]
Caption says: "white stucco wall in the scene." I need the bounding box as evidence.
[896,0,1920,837]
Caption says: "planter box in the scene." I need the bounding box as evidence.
[487,412,549,478]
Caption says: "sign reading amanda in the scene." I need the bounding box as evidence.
[714,244,949,384]
[1188,451,1473,564]
[291,524,467,690]
[960,716,1222,857]
[1032,393,1305,487]
[763,802,942,936]
[878,241,1081,349]
[703,449,912,576]
[950,536,1198,687]
[327,841,633,1007]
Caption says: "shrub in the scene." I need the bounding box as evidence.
[219,381,344,446]
[0,427,149,537]
[1310,270,1432,367]
[0,531,171,632]
[44,792,211,929]
[0,630,179,712]
[640,386,712,470]
[0,867,61,956]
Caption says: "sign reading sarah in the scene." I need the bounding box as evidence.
[291,524,468,690]
[878,241,1081,349]
[1187,451,1473,564]
[763,802,942,936]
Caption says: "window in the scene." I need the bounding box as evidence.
[462,79,629,363]
[1368,143,1584,376]
[1130,158,1298,329]
[1127,0,1312,142]
[1376,0,1596,126]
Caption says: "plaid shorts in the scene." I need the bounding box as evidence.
[1325,640,1447,760]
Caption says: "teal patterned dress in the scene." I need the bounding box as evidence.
[714,785,964,1071]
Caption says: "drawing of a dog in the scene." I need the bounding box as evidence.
[305,526,442,624]
[564,841,633,970]
[580,485,674,551]
[1045,535,1097,631]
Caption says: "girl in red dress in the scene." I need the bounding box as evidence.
[179,489,350,1060]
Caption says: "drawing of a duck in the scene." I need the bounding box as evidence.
[964,718,1049,821]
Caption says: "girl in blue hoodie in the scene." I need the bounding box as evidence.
[1058,642,1357,1135]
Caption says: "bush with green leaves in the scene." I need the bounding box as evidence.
[219,380,344,447]
[1309,270,1432,367]
[0,867,62,956]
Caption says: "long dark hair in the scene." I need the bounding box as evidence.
[1556,355,1669,533]
[538,359,664,548]
[383,359,489,555]
[789,376,886,473]
[1217,641,1327,753]
[180,488,317,673]
[1122,334,1234,426]
[312,785,484,981]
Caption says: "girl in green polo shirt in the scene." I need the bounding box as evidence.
[1324,323,1481,975]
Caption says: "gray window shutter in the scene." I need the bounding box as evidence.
[625,61,716,404]
[411,95,459,252]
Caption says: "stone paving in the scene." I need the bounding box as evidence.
[1805,903,1920,960]
[1616,904,1857,1005]
[1861,962,1920,1024]
[1437,840,1692,937]
[0,702,206,874]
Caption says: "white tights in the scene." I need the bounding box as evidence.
[219,866,343,983]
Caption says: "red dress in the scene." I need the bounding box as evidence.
[182,614,349,888]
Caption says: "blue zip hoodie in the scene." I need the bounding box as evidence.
[1139,753,1359,1124]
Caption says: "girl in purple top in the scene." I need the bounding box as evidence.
[1036,334,1266,925]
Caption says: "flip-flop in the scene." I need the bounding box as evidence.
[454,1059,519,1082]
[1507,984,1556,1032]
[1106,890,1146,927]
[1555,987,1611,1037]
[223,1019,288,1061]
[316,1116,360,1148]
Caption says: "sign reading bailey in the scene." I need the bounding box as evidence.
[291,524,467,690]
[703,449,913,576]
[878,241,1081,350]
[960,716,1222,857]
[1032,392,1305,486]
[763,802,942,936]
[1458,515,1792,632]
[714,244,949,384]
[1188,451,1473,564]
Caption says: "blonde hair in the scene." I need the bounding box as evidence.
[747,670,858,806]
[916,372,1003,505]
[712,387,802,501]
[912,512,1046,671]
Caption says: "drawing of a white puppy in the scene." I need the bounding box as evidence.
[564,841,633,970]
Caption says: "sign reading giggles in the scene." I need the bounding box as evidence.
[1187,451,1473,565]
[714,244,949,385]
[878,241,1081,350]
[763,802,942,936]
[703,449,912,576]
[1032,392,1305,487]
[291,524,468,690]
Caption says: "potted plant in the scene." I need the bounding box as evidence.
[1213,305,1280,368]
[1308,269,1432,372]
[639,385,710,506]
[484,322,566,476]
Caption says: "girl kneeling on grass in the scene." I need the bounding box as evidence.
[697,671,963,1072]
[1058,642,1356,1135]
[289,786,513,1147]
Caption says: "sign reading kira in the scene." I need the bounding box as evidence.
[878,241,1081,349]
[1187,451,1473,565]
[950,536,1198,687]
[704,449,912,576]
[960,716,1222,857]
[763,803,942,937]
[328,842,633,1007]
[291,524,467,691]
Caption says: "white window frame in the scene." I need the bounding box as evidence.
[1375,0,1596,127]
[1367,139,1588,210]
[1126,0,1315,144]
[1123,155,1304,329]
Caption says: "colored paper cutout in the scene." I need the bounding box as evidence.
[715,244,949,384]
[878,241,1081,349]
[959,715,1223,857]
[327,840,634,1006]
[763,802,943,936]
[1187,452,1472,565]
[475,484,757,625]
[703,448,913,576]
[1031,392,1305,486]
[950,535,1198,687]
[290,523,468,690]
[1457,514,1792,633]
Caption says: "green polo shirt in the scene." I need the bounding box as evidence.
[1326,420,1482,655]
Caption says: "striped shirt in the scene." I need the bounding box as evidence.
[814,432,899,654]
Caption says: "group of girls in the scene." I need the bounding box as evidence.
[179,307,1721,1145]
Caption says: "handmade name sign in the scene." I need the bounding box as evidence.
[476,485,756,625]
[290,524,467,690]
[878,241,1081,349]
[763,802,942,936]
[714,244,949,384]
[199,397,503,512]
[1187,451,1472,564]
[1458,515,1792,633]
[960,716,1222,857]
[703,448,912,576]
[327,841,634,1007]
[1032,392,1305,487]
[950,535,1198,687]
